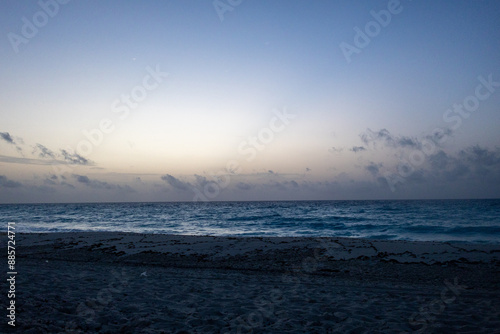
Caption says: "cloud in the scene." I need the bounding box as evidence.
[44,178,57,186]
[0,132,15,144]
[360,128,421,149]
[433,146,500,181]
[72,174,135,192]
[329,147,343,154]
[0,145,92,166]
[364,162,381,177]
[0,132,24,154]
[33,144,56,159]
[424,128,453,145]
[0,175,22,188]
[161,174,191,191]
[1,134,92,166]
[270,181,287,191]
[1,176,23,189]
[360,128,389,146]
[404,170,425,183]
[74,175,90,184]
[61,181,75,189]
[32,184,57,193]
[268,170,275,174]
[427,147,498,180]
[60,150,92,165]
[43,174,73,188]
[0,155,62,165]
[0,155,85,166]
[429,150,449,170]
[350,146,366,153]
[194,174,210,188]
[236,182,252,190]
[266,180,301,191]
[460,145,500,166]
[373,145,500,196]
[397,137,420,148]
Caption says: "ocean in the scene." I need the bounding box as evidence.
[2,199,499,243]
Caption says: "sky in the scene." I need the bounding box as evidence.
[1,0,499,203]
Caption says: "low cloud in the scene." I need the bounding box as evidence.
[0,155,60,165]
[0,132,15,144]
[60,150,92,165]
[72,174,135,192]
[368,145,500,196]
[194,174,210,188]
[44,178,57,186]
[61,181,75,189]
[360,128,422,150]
[270,181,287,191]
[0,175,22,188]
[161,174,191,191]
[460,145,500,166]
[74,175,91,184]
[431,146,500,181]
[236,182,252,190]
[351,146,366,153]
[0,132,24,154]
[266,180,300,192]
[43,174,74,188]
[424,128,453,145]
[329,147,343,154]
[429,150,449,170]
[0,135,93,166]
[364,162,381,177]
[33,144,56,159]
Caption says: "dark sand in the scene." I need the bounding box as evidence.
[2,232,499,333]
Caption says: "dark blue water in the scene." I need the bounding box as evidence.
[1,200,499,243]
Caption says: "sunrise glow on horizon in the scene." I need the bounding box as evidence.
[1,0,499,203]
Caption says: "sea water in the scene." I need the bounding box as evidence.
[1,199,499,243]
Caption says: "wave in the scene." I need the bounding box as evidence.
[445,226,500,235]
[3,200,499,243]
[226,213,282,222]
[276,216,368,223]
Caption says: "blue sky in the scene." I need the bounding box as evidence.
[1,0,499,203]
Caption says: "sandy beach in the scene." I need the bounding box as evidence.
[3,232,500,333]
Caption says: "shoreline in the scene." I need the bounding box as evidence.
[14,231,500,261]
[4,232,500,332]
